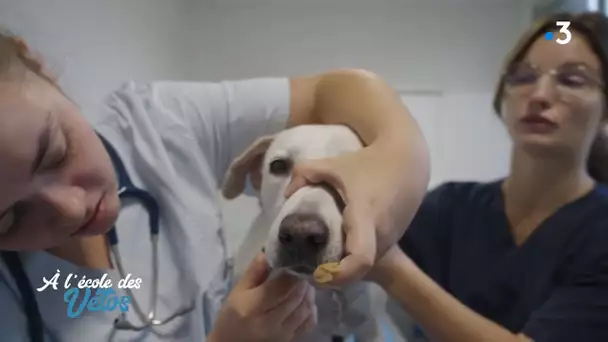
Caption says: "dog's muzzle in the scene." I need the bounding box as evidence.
[276,212,329,274]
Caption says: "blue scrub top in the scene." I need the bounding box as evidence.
[400,180,608,342]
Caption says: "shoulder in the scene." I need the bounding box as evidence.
[96,78,290,134]
[593,183,608,204]
[401,181,501,284]
[424,180,502,208]
[559,184,608,284]
[407,180,502,239]
[408,180,503,242]
[97,80,220,124]
[573,184,608,239]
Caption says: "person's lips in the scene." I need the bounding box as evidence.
[519,113,558,132]
[71,194,106,237]
[521,115,556,125]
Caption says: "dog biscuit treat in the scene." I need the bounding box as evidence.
[314,262,340,283]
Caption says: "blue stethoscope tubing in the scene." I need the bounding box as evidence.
[98,134,160,242]
[98,134,165,329]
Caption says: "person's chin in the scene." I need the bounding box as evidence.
[79,214,116,237]
[517,136,564,156]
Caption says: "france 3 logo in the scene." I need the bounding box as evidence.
[544,21,571,45]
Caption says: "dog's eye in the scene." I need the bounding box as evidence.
[269,158,292,175]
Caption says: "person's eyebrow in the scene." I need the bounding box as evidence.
[31,112,53,175]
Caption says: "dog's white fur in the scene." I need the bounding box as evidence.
[260,125,360,272]
[223,125,405,342]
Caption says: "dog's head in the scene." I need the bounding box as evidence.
[223,125,362,278]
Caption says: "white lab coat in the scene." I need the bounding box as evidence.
[0,78,289,341]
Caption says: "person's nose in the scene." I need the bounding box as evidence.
[38,184,87,227]
[529,74,558,106]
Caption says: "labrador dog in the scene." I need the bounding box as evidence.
[223,125,406,342]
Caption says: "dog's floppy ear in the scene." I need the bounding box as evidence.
[222,135,275,199]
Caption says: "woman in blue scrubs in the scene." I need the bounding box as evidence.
[366,11,608,342]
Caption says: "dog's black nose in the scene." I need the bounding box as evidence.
[278,213,329,254]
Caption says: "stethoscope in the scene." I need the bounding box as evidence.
[98,134,196,332]
[0,134,195,342]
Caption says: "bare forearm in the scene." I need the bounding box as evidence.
[379,251,531,342]
[289,69,430,236]
[290,69,427,158]
[303,70,413,140]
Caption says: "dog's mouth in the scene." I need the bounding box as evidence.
[273,257,321,275]
[276,256,343,276]
[290,264,316,275]
[265,183,346,277]
[262,247,317,275]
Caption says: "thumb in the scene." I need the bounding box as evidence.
[327,201,376,286]
[285,158,344,199]
[236,252,271,290]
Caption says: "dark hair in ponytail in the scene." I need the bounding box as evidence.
[492,12,608,183]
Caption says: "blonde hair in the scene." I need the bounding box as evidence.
[0,29,51,82]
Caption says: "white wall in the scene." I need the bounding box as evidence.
[402,92,512,189]
[207,1,530,255]
[0,0,531,257]
[533,0,601,19]
[192,1,530,92]
[0,0,193,115]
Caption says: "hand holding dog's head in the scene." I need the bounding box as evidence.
[222,126,362,285]
[284,154,378,287]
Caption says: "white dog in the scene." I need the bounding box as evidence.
[223,125,406,342]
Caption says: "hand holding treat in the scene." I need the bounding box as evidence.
[313,262,341,284]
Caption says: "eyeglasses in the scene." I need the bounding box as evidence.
[503,62,604,98]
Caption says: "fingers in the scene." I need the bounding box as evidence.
[257,273,304,312]
[325,202,376,286]
[267,281,313,323]
[289,313,317,342]
[283,155,378,287]
[236,253,271,290]
[281,285,317,340]
[255,277,316,341]
[284,159,345,199]
[284,168,308,199]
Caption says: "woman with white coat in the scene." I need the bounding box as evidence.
[0,32,429,342]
